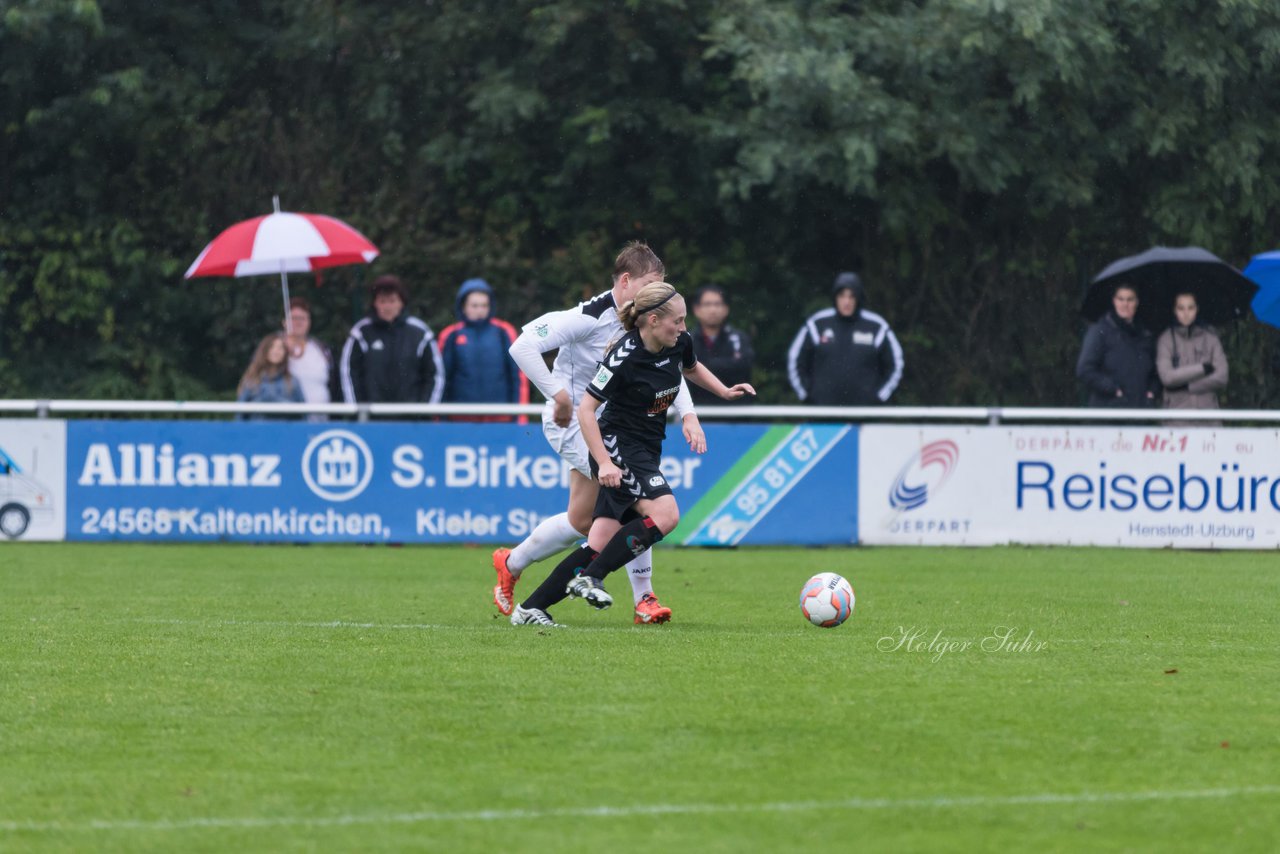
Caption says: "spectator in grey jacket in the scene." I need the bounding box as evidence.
[1155,291,1228,425]
[1076,283,1159,408]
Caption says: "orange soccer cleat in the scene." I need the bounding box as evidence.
[492,548,518,616]
[634,592,672,625]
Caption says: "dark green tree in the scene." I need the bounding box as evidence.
[5,0,1280,407]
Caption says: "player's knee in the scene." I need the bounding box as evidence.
[568,508,592,536]
[651,508,679,535]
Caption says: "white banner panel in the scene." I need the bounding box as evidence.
[0,419,67,542]
[859,425,1280,549]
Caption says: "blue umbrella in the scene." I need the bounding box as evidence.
[1244,250,1280,329]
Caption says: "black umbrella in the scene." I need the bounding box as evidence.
[1081,246,1257,328]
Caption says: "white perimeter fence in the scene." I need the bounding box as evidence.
[3,399,1280,424]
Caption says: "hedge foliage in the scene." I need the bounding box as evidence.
[4,0,1280,405]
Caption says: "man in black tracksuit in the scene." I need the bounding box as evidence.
[787,272,904,406]
[339,275,445,403]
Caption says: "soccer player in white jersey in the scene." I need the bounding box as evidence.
[494,242,704,625]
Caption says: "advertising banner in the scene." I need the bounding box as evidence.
[859,425,1280,548]
[676,423,855,546]
[0,419,66,542]
[66,420,858,545]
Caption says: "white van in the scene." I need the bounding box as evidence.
[0,445,54,539]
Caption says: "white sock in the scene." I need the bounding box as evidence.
[624,550,655,606]
[508,513,582,576]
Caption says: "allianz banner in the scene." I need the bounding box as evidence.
[859,425,1280,548]
[65,421,858,545]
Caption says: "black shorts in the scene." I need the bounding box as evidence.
[589,431,673,521]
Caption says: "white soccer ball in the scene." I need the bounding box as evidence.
[799,572,855,628]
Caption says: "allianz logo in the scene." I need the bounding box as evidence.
[303,431,373,502]
[312,438,360,487]
[78,443,282,487]
[75,430,375,502]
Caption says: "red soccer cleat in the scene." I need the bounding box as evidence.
[634,592,672,625]
[493,548,518,616]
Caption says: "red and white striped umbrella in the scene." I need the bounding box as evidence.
[185,198,379,332]
[185,211,378,277]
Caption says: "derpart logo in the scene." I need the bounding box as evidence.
[889,440,959,511]
[302,430,373,501]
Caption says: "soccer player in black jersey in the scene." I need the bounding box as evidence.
[510,282,755,625]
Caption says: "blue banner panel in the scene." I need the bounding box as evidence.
[679,424,858,546]
[65,421,857,544]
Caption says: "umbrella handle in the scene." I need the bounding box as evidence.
[280,267,292,336]
[275,196,292,336]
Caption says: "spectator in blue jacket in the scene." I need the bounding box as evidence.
[236,332,304,419]
[437,278,527,420]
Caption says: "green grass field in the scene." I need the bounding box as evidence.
[2,543,1278,852]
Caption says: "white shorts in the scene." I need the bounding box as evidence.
[542,407,592,478]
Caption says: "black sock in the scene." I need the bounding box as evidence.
[586,517,664,581]
[522,545,596,611]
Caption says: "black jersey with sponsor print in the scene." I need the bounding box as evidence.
[585,329,697,448]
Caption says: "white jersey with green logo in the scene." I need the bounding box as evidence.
[509,290,694,419]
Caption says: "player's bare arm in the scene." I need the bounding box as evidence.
[681,412,706,454]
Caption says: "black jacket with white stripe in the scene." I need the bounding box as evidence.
[787,308,903,406]
[339,312,444,404]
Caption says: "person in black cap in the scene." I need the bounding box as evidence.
[339,274,444,403]
[787,272,904,406]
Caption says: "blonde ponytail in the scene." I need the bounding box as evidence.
[618,282,680,331]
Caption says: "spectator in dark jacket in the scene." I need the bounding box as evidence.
[437,278,528,418]
[689,284,755,406]
[339,275,444,404]
[1076,283,1159,408]
[788,272,904,406]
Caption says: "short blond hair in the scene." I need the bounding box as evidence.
[612,241,664,283]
